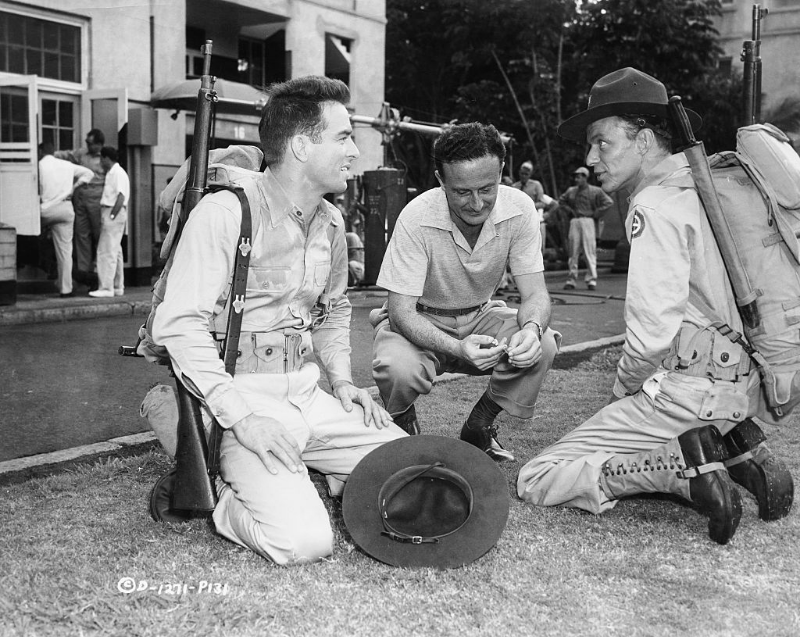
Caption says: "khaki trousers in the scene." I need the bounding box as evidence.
[567,216,597,284]
[96,205,126,292]
[212,363,406,565]
[41,201,75,294]
[517,370,758,513]
[372,301,560,419]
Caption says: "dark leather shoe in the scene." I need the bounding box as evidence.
[678,425,742,545]
[460,421,515,462]
[724,419,794,521]
[393,405,420,436]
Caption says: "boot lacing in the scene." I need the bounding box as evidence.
[602,453,683,477]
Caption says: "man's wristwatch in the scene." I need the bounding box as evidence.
[522,320,543,339]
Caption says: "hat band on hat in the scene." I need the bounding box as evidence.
[378,462,474,545]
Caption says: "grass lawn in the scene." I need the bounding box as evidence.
[2,346,799,637]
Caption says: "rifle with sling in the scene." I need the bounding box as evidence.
[123,41,256,521]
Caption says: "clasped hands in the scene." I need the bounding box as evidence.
[459,324,542,371]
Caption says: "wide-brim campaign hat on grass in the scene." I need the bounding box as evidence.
[342,435,510,569]
[558,67,702,142]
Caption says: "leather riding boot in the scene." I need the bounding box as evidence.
[600,425,742,545]
[723,419,794,521]
[393,404,420,436]
[460,420,515,462]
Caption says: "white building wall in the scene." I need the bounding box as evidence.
[1,0,387,279]
[287,0,387,171]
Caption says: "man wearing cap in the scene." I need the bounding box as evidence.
[517,68,793,544]
[558,166,613,290]
[371,122,560,462]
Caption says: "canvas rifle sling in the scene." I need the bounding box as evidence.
[205,184,253,475]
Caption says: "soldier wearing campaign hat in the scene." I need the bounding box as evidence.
[518,68,793,544]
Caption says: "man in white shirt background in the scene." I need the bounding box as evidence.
[90,146,130,298]
[38,142,94,298]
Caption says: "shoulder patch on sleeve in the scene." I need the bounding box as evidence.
[631,208,646,239]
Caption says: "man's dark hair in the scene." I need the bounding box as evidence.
[259,76,351,166]
[39,141,55,156]
[619,114,673,152]
[100,146,118,163]
[433,123,506,176]
[87,128,105,145]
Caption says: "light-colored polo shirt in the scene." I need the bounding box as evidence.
[100,162,130,208]
[377,185,543,309]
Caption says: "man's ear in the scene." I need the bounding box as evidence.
[635,128,654,155]
[434,170,444,187]
[290,134,308,162]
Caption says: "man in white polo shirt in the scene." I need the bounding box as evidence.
[89,146,129,298]
[371,122,560,462]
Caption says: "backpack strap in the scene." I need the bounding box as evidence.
[205,183,253,475]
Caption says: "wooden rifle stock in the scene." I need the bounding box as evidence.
[668,96,760,329]
[170,40,221,514]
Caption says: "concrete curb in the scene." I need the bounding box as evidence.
[0,333,626,482]
[0,297,152,326]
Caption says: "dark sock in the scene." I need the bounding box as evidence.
[466,391,503,428]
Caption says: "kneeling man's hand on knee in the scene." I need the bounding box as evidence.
[333,381,393,430]
[232,415,304,475]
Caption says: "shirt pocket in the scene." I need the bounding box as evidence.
[313,261,331,288]
[248,266,292,293]
[697,383,749,422]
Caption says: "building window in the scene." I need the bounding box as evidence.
[0,91,29,143]
[0,11,81,83]
[237,31,287,88]
[325,34,352,86]
[238,38,265,87]
[41,98,75,150]
[718,57,733,76]
[185,26,237,81]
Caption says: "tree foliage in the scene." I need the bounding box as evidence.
[383,0,742,194]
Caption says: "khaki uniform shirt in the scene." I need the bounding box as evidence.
[614,153,744,397]
[153,168,351,429]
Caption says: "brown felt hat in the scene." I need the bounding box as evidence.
[342,435,510,569]
[558,67,702,142]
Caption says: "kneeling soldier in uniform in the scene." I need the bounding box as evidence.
[517,68,793,543]
[154,76,406,565]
